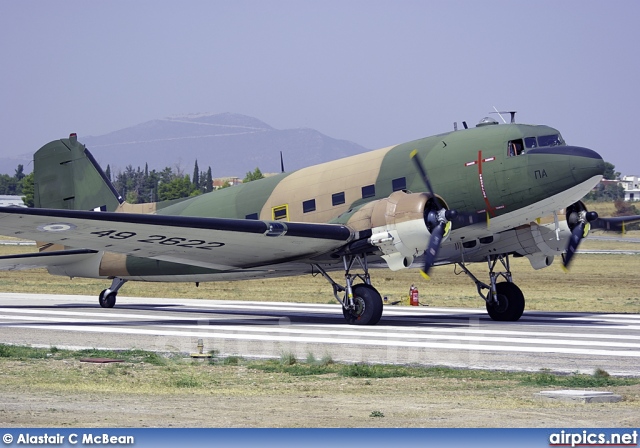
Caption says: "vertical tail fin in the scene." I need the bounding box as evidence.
[34,133,123,211]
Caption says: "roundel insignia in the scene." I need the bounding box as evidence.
[38,223,77,232]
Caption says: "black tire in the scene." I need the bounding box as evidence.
[342,284,383,325]
[99,289,117,308]
[486,282,525,321]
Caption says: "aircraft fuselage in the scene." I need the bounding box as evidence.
[74,120,604,281]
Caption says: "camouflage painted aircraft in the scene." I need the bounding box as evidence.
[0,115,635,325]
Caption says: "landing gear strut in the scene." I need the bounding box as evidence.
[314,254,383,325]
[456,254,525,321]
[99,277,127,308]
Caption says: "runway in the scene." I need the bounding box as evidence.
[1,293,639,376]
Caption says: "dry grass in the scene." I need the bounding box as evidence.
[1,352,639,428]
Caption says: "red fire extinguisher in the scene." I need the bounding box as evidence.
[410,284,419,306]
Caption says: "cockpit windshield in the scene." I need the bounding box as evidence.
[537,134,564,147]
[508,133,565,157]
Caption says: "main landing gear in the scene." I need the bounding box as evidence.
[98,277,127,308]
[455,254,525,321]
[314,254,383,325]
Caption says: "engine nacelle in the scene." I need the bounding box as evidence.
[515,221,567,258]
[365,191,443,270]
[526,253,555,270]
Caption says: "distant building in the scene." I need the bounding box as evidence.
[620,175,640,202]
[0,195,26,207]
[212,177,243,189]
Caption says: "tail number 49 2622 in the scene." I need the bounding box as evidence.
[90,230,225,249]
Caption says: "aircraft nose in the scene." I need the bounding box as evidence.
[562,146,605,184]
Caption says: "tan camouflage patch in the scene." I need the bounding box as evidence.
[115,202,158,214]
[260,144,397,223]
[98,252,130,277]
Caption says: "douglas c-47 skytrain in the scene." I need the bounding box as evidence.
[0,113,637,325]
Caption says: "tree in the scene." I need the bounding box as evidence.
[584,161,625,201]
[158,174,196,201]
[192,160,200,191]
[20,173,34,207]
[105,164,111,181]
[585,182,624,202]
[243,167,264,183]
[0,174,19,195]
[205,166,213,193]
[14,164,25,182]
[603,162,620,181]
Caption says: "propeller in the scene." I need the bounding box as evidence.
[421,205,458,279]
[562,202,598,271]
[410,150,458,279]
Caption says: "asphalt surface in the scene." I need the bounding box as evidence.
[1,293,639,376]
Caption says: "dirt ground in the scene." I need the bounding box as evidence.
[1,359,639,428]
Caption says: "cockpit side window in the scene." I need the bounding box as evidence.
[537,134,564,147]
[507,139,524,157]
[524,137,537,149]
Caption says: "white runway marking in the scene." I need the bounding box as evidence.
[1,293,639,375]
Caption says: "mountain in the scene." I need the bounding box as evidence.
[0,113,370,177]
[82,113,369,177]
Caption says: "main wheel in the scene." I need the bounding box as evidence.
[486,282,525,321]
[99,289,117,308]
[342,284,383,325]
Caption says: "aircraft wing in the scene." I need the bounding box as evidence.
[592,215,640,232]
[0,207,357,270]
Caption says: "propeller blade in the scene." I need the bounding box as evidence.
[410,149,458,280]
[410,150,438,204]
[420,222,445,279]
[562,222,585,271]
[563,203,598,271]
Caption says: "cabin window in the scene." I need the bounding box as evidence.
[302,199,316,213]
[362,184,376,198]
[524,137,537,149]
[392,177,406,192]
[507,139,524,157]
[332,192,345,206]
[245,213,259,220]
[537,134,564,147]
[272,204,289,221]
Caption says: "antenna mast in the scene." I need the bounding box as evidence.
[492,106,507,124]
[490,107,517,123]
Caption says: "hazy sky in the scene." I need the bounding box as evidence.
[1,1,639,175]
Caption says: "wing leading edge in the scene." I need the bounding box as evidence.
[0,207,357,270]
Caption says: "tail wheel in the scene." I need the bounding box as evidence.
[486,282,525,322]
[99,289,117,308]
[342,284,383,325]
